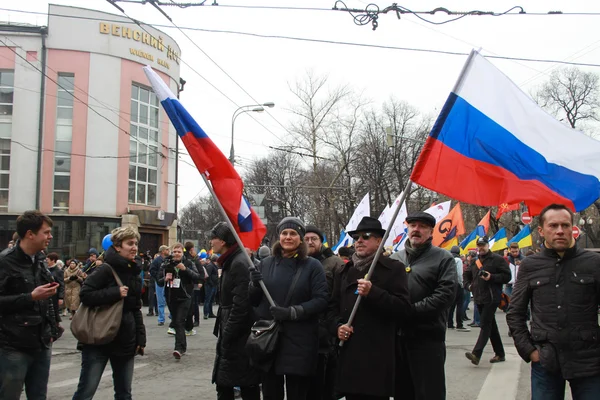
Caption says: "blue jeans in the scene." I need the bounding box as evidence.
[473,303,480,325]
[72,345,135,400]
[531,362,600,400]
[0,346,52,400]
[204,285,217,317]
[155,282,166,323]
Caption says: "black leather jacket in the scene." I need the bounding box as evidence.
[0,242,58,350]
[391,242,457,341]
[506,245,600,380]
[464,251,511,304]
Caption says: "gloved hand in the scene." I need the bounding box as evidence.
[270,305,304,321]
[250,269,263,284]
[69,275,78,281]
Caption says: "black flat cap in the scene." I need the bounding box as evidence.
[405,211,436,228]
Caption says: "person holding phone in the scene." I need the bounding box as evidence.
[463,236,511,366]
[72,227,146,400]
[0,211,58,400]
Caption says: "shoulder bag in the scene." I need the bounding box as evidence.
[70,264,124,345]
[246,265,303,371]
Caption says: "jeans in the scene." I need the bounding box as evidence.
[462,288,471,319]
[473,303,481,325]
[72,345,135,400]
[155,283,166,323]
[448,284,465,328]
[531,362,600,400]
[472,303,504,359]
[147,281,157,314]
[0,346,52,400]
[504,284,513,297]
[204,285,217,317]
[262,373,311,400]
[168,297,192,352]
[217,385,261,400]
[395,337,446,400]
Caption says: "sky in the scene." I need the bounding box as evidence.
[4,0,600,213]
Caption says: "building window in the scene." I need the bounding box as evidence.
[129,84,159,206]
[54,73,74,212]
[0,70,14,212]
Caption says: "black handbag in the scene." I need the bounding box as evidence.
[246,265,302,371]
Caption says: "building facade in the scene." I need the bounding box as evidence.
[0,5,182,258]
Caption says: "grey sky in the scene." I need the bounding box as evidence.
[5,0,600,212]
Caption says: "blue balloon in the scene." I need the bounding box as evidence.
[199,251,208,259]
[102,234,113,251]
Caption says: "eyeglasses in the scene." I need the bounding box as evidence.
[304,236,321,243]
[351,232,377,241]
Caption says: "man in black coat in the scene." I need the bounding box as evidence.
[210,222,260,400]
[332,217,411,400]
[507,204,600,398]
[464,235,511,366]
[0,211,58,399]
[158,243,202,359]
[390,211,457,400]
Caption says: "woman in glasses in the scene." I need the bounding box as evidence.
[249,217,328,400]
[329,216,411,400]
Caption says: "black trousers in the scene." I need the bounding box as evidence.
[395,337,446,400]
[191,290,201,324]
[216,385,261,400]
[262,373,310,400]
[307,351,337,400]
[147,281,157,314]
[473,303,504,359]
[447,284,465,328]
[167,297,191,352]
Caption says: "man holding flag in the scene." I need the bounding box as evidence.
[391,212,457,400]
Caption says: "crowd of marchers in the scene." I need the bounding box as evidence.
[1,203,600,400]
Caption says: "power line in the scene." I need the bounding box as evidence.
[2,8,600,68]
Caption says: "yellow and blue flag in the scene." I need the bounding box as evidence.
[508,225,532,248]
[490,228,508,252]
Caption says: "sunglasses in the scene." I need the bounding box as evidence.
[351,232,378,241]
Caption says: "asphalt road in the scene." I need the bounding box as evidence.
[37,305,574,400]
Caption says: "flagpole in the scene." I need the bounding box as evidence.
[198,172,276,307]
[340,178,413,347]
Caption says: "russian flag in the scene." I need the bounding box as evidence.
[143,66,266,249]
[411,50,600,215]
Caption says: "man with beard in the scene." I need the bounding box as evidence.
[332,217,411,400]
[464,236,511,366]
[507,204,600,398]
[304,225,344,400]
[390,211,457,400]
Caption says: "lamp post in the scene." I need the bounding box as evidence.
[579,217,594,248]
[230,102,275,165]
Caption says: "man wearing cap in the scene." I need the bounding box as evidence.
[464,235,511,366]
[210,222,261,400]
[331,216,411,400]
[305,225,344,400]
[390,211,457,400]
[82,248,99,275]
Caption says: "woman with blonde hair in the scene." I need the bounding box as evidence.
[64,259,85,320]
[72,226,146,400]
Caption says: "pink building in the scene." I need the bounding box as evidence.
[0,5,181,258]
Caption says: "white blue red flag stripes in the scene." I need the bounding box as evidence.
[143,66,266,249]
[411,50,600,215]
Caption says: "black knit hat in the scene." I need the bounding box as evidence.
[210,222,236,246]
[305,225,324,242]
[450,245,460,256]
[277,217,306,238]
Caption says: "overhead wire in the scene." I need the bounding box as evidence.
[1,8,599,68]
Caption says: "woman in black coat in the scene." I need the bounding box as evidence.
[73,227,146,400]
[210,222,261,400]
[249,217,328,400]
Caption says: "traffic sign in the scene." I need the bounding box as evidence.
[573,226,581,239]
[521,212,532,225]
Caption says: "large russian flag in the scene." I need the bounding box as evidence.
[411,50,600,215]
[143,66,266,249]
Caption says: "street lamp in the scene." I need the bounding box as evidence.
[230,102,275,164]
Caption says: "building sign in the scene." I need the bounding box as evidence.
[99,22,180,69]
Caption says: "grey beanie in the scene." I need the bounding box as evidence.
[450,245,460,256]
[210,222,236,246]
[258,245,271,259]
[277,216,306,238]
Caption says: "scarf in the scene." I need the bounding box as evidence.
[217,243,240,267]
[404,237,433,265]
[351,252,377,272]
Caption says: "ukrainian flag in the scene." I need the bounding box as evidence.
[490,228,508,252]
[459,226,486,255]
[508,225,533,248]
